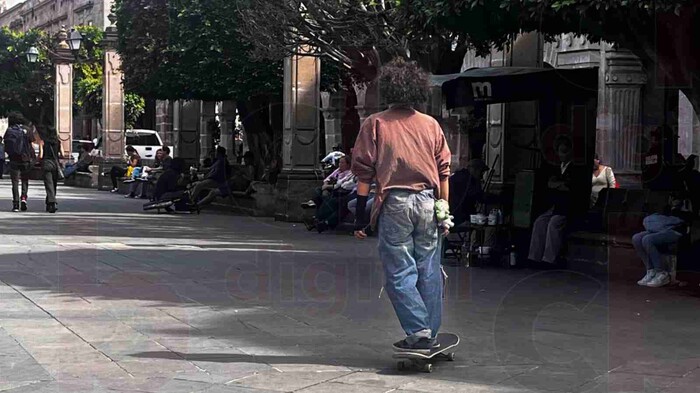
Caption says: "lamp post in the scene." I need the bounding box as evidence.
[25,46,39,63]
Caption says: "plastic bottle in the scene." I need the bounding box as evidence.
[509,245,517,267]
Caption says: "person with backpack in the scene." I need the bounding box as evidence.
[4,112,36,212]
[38,127,64,213]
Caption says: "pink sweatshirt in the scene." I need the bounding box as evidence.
[352,107,451,227]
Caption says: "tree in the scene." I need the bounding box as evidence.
[0,26,145,132]
[237,0,470,78]
[114,0,285,176]
[0,27,54,126]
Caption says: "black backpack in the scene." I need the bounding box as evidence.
[4,126,33,162]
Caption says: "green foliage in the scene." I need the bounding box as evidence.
[0,27,54,126]
[1,25,145,130]
[114,0,283,101]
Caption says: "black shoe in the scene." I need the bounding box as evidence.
[316,220,329,233]
[47,203,57,214]
[124,194,135,198]
[392,337,438,354]
[12,203,19,212]
[303,217,316,231]
[20,200,27,211]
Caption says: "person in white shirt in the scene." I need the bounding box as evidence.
[591,153,616,206]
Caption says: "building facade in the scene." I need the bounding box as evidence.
[0,0,113,33]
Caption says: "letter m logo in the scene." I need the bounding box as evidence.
[471,82,493,101]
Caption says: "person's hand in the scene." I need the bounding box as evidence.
[354,229,367,240]
[440,226,450,237]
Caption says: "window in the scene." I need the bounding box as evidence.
[126,134,160,146]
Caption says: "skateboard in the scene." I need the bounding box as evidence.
[393,332,459,373]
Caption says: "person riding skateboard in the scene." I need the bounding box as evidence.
[352,58,452,353]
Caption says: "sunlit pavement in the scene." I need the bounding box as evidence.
[1,180,700,392]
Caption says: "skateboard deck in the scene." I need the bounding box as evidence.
[393,333,459,373]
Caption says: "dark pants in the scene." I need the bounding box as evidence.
[315,190,352,228]
[128,180,149,198]
[42,160,59,204]
[9,161,31,203]
[110,166,127,189]
[0,159,5,178]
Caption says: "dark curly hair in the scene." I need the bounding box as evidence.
[379,58,430,106]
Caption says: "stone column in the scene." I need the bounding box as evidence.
[353,79,383,125]
[52,27,74,158]
[199,101,217,163]
[597,48,646,188]
[101,16,125,161]
[275,48,322,222]
[97,15,125,190]
[219,100,237,160]
[320,91,344,151]
[156,100,174,147]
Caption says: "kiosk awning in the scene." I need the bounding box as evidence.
[431,67,598,109]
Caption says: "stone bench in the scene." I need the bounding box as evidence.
[63,165,100,188]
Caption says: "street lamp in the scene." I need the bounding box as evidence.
[68,28,83,52]
[25,46,39,63]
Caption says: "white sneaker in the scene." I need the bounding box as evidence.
[637,270,657,286]
[646,271,670,288]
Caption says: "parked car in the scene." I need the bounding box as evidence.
[93,129,172,162]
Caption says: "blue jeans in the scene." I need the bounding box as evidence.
[632,230,682,271]
[378,189,442,343]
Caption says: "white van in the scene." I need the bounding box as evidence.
[94,129,172,161]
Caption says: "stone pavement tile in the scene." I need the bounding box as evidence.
[226,370,353,392]
[497,364,601,392]
[116,357,204,378]
[98,377,213,392]
[203,385,282,393]
[61,321,147,341]
[295,381,399,393]
[610,358,700,378]
[573,372,678,393]
[91,339,168,361]
[398,378,543,393]
[331,371,419,389]
[176,361,274,384]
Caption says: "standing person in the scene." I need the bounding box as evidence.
[0,136,5,180]
[353,59,452,353]
[38,128,64,213]
[528,135,588,266]
[4,112,36,212]
[591,153,617,206]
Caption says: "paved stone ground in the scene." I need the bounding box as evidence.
[1,180,700,392]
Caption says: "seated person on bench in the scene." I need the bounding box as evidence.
[191,146,231,208]
[151,158,189,212]
[107,145,139,193]
[124,155,147,199]
[65,143,99,178]
[229,151,256,194]
[308,168,357,233]
[301,155,353,209]
[528,135,589,267]
[449,159,489,227]
[634,192,693,288]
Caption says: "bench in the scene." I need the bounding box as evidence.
[567,188,694,281]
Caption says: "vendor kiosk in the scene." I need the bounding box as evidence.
[434,67,598,264]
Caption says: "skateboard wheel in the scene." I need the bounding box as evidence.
[397,361,407,371]
[423,363,433,373]
[448,352,456,361]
